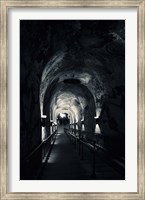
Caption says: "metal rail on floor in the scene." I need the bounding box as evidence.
[64,128,125,179]
[21,130,57,179]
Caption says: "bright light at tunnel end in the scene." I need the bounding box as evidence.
[59,113,66,118]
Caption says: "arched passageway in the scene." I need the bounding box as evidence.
[20,20,125,180]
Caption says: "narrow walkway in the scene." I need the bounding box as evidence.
[38,126,123,180]
[39,127,90,180]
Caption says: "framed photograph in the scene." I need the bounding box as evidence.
[0,0,144,199]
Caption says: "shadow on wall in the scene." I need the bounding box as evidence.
[99,86,125,156]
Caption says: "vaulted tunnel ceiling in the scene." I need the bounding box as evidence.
[40,49,124,119]
[49,83,95,123]
[20,20,125,159]
[38,20,125,128]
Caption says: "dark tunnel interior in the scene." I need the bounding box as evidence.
[20,20,125,180]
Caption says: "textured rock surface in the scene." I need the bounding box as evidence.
[20,20,125,169]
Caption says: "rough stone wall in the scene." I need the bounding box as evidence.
[20,21,52,159]
[20,20,125,178]
[99,85,125,156]
[84,100,96,134]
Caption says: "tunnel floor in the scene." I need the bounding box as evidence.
[38,126,123,180]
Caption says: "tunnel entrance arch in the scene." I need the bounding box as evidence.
[41,77,97,141]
